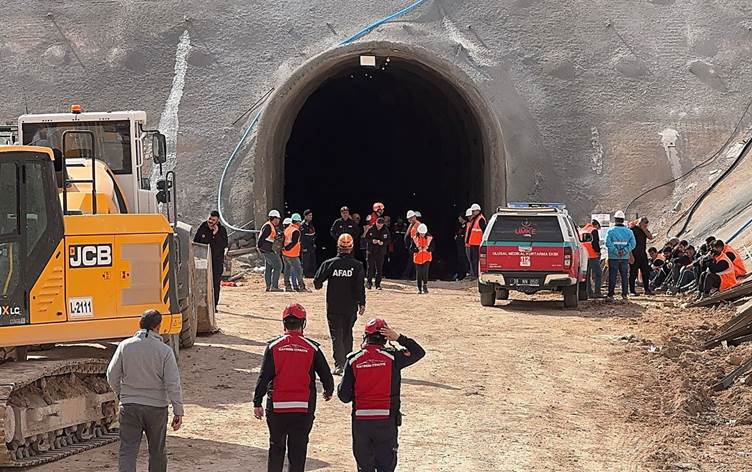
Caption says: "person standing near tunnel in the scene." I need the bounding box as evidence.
[454,212,470,281]
[412,223,434,294]
[330,206,359,242]
[282,213,309,292]
[193,210,228,310]
[465,204,486,279]
[402,211,421,280]
[258,210,283,292]
[365,217,391,290]
[300,210,317,278]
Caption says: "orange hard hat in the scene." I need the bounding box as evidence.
[337,233,354,251]
[373,202,385,211]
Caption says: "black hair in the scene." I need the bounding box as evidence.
[661,246,672,253]
[679,240,689,247]
[699,243,708,254]
[705,236,716,244]
[648,247,658,253]
[210,210,220,218]
[283,316,305,330]
[364,333,387,346]
[140,309,162,331]
[303,209,312,216]
[687,245,696,252]
[591,219,601,228]
[713,239,726,249]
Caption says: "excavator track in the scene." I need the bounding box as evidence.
[0,358,118,468]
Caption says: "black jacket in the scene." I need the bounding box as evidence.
[313,253,366,314]
[300,222,316,251]
[330,218,360,241]
[365,225,391,255]
[193,221,228,261]
[590,229,601,254]
[253,334,334,414]
[337,334,426,418]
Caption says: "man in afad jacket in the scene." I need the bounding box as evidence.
[253,303,334,472]
[314,233,367,375]
[605,210,636,301]
[338,318,426,472]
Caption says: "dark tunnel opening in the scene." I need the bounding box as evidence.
[284,58,485,280]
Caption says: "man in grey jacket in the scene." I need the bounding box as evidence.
[107,310,184,472]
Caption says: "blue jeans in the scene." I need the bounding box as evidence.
[283,255,305,290]
[263,252,282,290]
[608,259,630,296]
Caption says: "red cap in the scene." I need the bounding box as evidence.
[282,303,307,320]
[364,318,388,334]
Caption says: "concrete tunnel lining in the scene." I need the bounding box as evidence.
[251,41,505,226]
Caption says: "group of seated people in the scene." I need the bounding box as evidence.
[647,236,747,300]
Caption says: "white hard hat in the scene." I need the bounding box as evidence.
[268,209,281,218]
[417,223,428,234]
[415,211,422,218]
[283,217,292,225]
[614,210,626,219]
[470,203,481,211]
[406,210,416,219]
[465,208,473,217]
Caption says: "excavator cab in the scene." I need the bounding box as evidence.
[0,148,64,328]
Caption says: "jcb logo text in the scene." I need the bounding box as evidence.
[69,244,113,268]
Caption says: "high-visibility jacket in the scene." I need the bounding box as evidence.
[262,221,277,243]
[580,224,599,259]
[724,244,747,278]
[413,235,433,264]
[282,224,301,257]
[465,214,486,247]
[715,253,738,291]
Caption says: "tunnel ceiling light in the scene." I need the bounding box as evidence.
[360,55,377,67]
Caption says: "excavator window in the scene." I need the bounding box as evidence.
[22,121,132,175]
[0,162,20,300]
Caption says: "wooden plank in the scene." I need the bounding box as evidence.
[687,279,752,308]
[704,311,752,349]
[712,357,752,391]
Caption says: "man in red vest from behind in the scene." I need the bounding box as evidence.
[338,318,426,472]
[253,303,334,472]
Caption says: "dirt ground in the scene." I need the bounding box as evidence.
[30,277,752,471]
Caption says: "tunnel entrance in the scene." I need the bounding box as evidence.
[283,58,484,279]
[251,42,505,281]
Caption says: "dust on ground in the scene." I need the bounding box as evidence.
[30,277,752,471]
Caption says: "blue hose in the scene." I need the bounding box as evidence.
[217,0,430,232]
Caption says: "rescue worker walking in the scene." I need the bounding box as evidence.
[253,303,335,472]
[282,213,309,292]
[258,210,283,292]
[465,203,486,279]
[365,217,391,290]
[314,234,367,375]
[580,219,603,298]
[300,210,317,277]
[337,318,426,472]
[401,211,421,280]
[107,310,184,472]
[193,210,229,310]
[411,224,434,294]
[605,211,636,301]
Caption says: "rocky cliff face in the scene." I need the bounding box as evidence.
[2,0,751,228]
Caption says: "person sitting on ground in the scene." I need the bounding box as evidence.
[673,245,697,293]
[696,239,738,300]
[647,247,664,283]
[651,246,675,290]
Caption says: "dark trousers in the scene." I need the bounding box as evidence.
[698,271,721,295]
[327,312,356,369]
[302,248,317,278]
[212,257,224,307]
[367,252,386,288]
[266,412,315,472]
[118,404,168,472]
[352,417,399,472]
[467,246,480,278]
[628,251,650,293]
[608,259,630,296]
[455,240,468,280]
[401,252,415,280]
[416,262,430,291]
[587,258,603,296]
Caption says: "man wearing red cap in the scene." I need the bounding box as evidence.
[337,318,425,472]
[253,303,335,472]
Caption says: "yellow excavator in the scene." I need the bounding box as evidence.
[0,107,210,467]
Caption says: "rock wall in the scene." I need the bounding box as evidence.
[2,0,751,228]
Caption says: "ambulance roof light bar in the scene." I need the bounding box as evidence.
[507,202,567,210]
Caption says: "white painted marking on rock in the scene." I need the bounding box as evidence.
[659,128,682,180]
[152,30,191,188]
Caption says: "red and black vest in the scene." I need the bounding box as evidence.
[349,345,395,420]
[269,333,318,413]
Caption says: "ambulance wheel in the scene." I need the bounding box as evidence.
[497,288,510,300]
[563,285,579,309]
[480,291,496,307]
[578,281,589,301]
